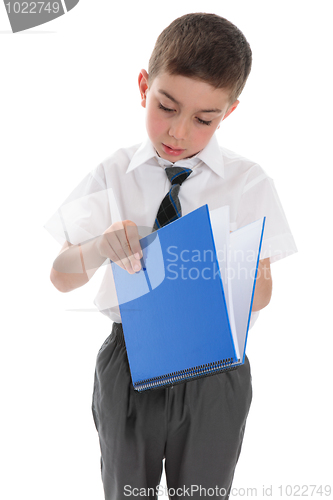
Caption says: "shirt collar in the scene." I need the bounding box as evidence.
[196,133,224,178]
[126,138,157,173]
[126,133,224,178]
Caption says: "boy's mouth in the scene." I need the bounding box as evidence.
[162,143,186,156]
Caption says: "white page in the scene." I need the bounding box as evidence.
[209,206,240,359]
[229,218,265,363]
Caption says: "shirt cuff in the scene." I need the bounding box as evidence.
[260,233,298,264]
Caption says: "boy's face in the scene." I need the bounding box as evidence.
[138,70,239,162]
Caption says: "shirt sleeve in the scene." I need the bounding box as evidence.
[236,164,297,264]
[43,163,112,246]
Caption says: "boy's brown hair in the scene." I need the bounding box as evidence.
[148,13,252,105]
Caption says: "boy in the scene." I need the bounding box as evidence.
[45,13,297,499]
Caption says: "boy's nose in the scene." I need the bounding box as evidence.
[168,118,188,141]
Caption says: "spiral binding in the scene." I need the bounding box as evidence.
[134,358,241,392]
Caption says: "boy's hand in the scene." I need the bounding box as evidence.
[97,220,143,274]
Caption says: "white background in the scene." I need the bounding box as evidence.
[1,1,332,499]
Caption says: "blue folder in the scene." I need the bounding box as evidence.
[111,205,261,392]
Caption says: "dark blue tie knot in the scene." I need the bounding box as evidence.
[165,167,193,186]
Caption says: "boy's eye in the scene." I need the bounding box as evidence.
[159,103,212,126]
[159,103,174,112]
[197,118,212,126]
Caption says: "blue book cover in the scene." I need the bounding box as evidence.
[111,205,239,391]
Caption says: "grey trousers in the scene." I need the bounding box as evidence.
[92,322,252,499]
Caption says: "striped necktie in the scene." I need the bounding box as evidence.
[153,166,193,231]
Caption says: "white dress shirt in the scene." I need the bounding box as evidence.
[44,133,297,324]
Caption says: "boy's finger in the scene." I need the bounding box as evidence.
[125,223,143,257]
[124,223,143,271]
[112,227,140,273]
[104,222,143,274]
[106,231,133,272]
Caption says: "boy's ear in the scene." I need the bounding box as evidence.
[222,100,240,121]
[138,69,149,108]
